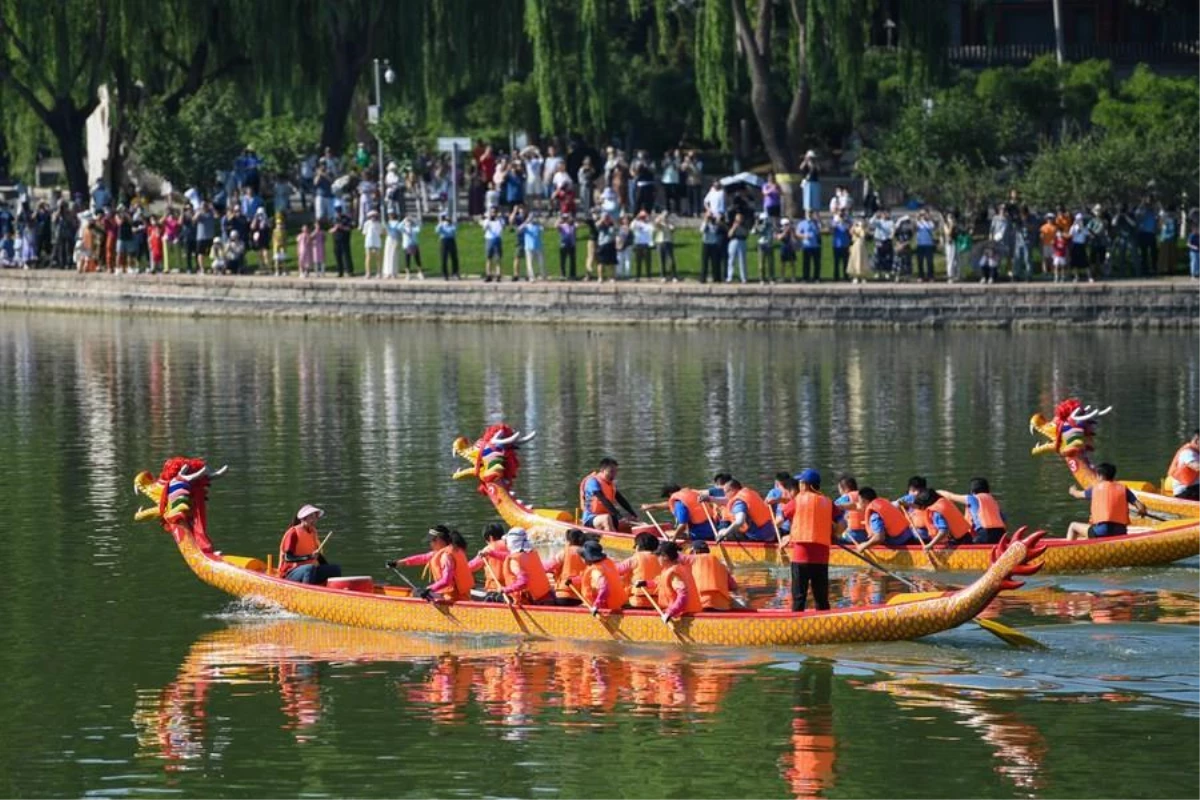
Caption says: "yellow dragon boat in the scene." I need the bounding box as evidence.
[1029,398,1200,522]
[133,455,1044,649]
[451,424,1200,573]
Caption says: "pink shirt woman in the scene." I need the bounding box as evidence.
[296,226,312,273]
[309,224,326,267]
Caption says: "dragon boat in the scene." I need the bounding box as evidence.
[1030,398,1200,522]
[132,455,1044,649]
[451,424,1200,573]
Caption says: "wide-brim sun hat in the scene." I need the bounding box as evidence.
[296,504,324,521]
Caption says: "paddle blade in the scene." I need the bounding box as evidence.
[973,617,1047,650]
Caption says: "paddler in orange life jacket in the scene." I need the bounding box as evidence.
[681,541,739,611]
[579,457,639,532]
[641,484,716,541]
[765,471,796,536]
[776,472,845,612]
[568,540,629,615]
[936,477,1008,544]
[1167,429,1200,501]
[845,486,915,553]
[912,488,973,551]
[468,522,508,601]
[834,475,866,542]
[635,541,703,622]
[542,528,589,605]
[895,475,931,543]
[497,527,556,605]
[713,477,776,543]
[389,525,474,602]
[278,504,342,584]
[1066,462,1148,540]
[616,532,663,608]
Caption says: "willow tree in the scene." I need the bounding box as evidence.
[0,0,111,194]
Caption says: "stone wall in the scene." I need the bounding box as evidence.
[0,271,1195,328]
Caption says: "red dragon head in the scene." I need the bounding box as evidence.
[133,457,227,551]
[451,424,536,492]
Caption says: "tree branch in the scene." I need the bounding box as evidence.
[84,1,110,98]
[754,0,772,54]
[0,64,52,122]
[0,13,58,97]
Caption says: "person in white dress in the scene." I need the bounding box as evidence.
[361,209,383,278]
[382,211,402,278]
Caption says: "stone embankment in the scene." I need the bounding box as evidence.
[0,271,1195,328]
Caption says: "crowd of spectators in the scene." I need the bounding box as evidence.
[2,139,1196,284]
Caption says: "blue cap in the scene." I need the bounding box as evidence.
[797,469,821,486]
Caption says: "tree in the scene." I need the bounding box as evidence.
[240,115,321,176]
[0,0,111,195]
[135,83,242,191]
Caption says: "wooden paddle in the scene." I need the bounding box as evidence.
[898,506,939,572]
[644,509,670,541]
[313,531,333,555]
[386,563,434,603]
[834,541,1045,650]
[481,557,515,607]
[638,586,675,628]
[700,502,737,570]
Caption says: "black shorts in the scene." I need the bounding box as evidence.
[598,242,617,266]
[197,238,213,254]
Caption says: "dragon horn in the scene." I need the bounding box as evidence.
[1076,408,1101,422]
[490,431,520,446]
[209,465,228,478]
[1068,408,1082,421]
[177,464,208,482]
[519,430,537,442]
[1096,405,1113,416]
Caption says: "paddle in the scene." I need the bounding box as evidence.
[834,540,1045,649]
[386,563,434,603]
[898,506,939,572]
[481,557,515,607]
[313,531,333,555]
[700,502,737,570]
[638,586,675,628]
[644,509,670,541]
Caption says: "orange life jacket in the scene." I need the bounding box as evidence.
[689,554,732,610]
[668,488,708,526]
[278,525,318,578]
[865,498,910,540]
[905,504,928,531]
[790,492,834,556]
[730,487,773,532]
[971,493,1006,530]
[555,545,587,599]
[926,497,971,540]
[582,557,628,610]
[657,563,703,615]
[430,547,474,601]
[579,472,617,517]
[478,543,509,591]
[504,550,553,603]
[841,491,864,531]
[1168,443,1199,488]
[1090,482,1130,526]
[626,551,662,608]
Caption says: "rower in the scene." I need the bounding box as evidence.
[616,532,663,608]
[391,525,474,602]
[896,476,929,541]
[912,489,972,550]
[937,478,1007,543]
[499,528,556,604]
[683,541,738,611]
[635,541,702,622]
[846,487,915,553]
[574,540,628,614]
[1066,462,1148,539]
[1167,429,1199,501]
[707,472,732,500]
[642,484,715,541]
[766,471,795,535]
[468,523,508,601]
[777,471,844,611]
[579,457,639,532]
[834,475,866,543]
[543,528,588,605]
[715,478,775,543]
[278,504,342,585]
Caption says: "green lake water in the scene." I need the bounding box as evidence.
[0,311,1196,798]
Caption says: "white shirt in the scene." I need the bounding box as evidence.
[483,218,505,241]
[361,219,383,248]
[542,156,562,186]
[400,219,420,249]
[632,219,654,246]
[185,187,202,212]
[704,187,725,217]
[1175,447,1199,494]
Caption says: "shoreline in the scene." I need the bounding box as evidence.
[0,270,1195,328]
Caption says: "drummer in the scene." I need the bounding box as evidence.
[278,504,342,585]
[1065,462,1148,539]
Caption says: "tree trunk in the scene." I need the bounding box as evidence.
[320,40,368,155]
[53,108,90,199]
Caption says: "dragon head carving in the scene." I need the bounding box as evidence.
[133,457,226,550]
[1029,398,1111,460]
[451,424,536,491]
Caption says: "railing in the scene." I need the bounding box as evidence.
[945,40,1200,66]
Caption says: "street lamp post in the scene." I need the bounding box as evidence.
[373,58,395,202]
[885,18,897,49]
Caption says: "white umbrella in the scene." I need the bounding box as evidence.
[719,171,763,189]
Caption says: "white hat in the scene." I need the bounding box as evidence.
[387,162,397,171]
[804,149,816,158]
[296,504,324,521]
[504,527,531,553]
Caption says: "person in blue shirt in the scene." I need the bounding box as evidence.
[435,212,459,279]
[1189,224,1200,279]
[707,472,732,501]
[830,211,851,281]
[797,211,822,282]
[713,478,776,543]
[937,477,1008,544]
[519,213,546,281]
[914,209,937,281]
[895,475,929,540]
[1134,197,1158,277]
[765,471,794,534]
[641,484,716,541]
[848,486,916,550]
[579,457,638,531]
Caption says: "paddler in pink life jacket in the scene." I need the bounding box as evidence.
[1167,429,1199,500]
